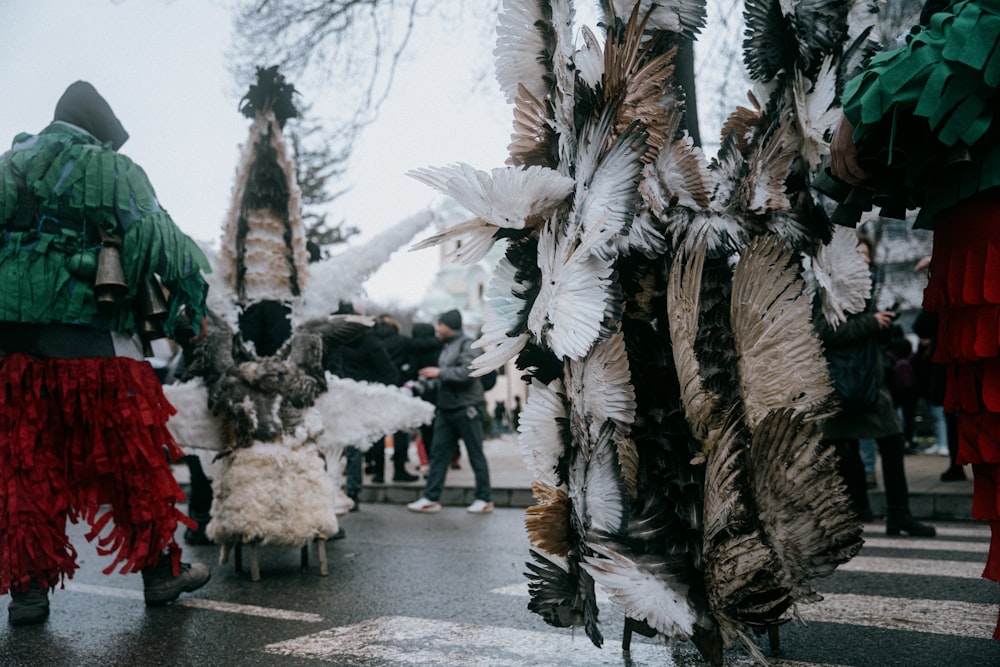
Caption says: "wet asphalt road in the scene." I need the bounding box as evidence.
[1,503,998,667]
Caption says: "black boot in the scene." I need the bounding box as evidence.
[8,581,49,626]
[393,461,419,483]
[184,513,213,545]
[886,511,936,537]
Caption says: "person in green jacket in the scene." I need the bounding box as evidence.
[0,81,212,626]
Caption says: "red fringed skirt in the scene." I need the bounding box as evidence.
[924,191,1000,638]
[0,353,192,594]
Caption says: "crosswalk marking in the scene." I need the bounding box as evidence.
[865,524,990,539]
[799,593,995,638]
[840,556,984,579]
[261,614,848,667]
[861,537,987,553]
[64,582,326,622]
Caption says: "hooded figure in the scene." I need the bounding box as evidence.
[0,81,212,626]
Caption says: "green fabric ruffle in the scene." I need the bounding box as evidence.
[841,0,1000,228]
[0,122,209,335]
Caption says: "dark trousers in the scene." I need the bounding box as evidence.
[831,435,910,518]
[422,406,490,502]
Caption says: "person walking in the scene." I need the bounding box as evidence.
[0,81,213,625]
[407,309,493,514]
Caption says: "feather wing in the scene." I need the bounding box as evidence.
[731,235,832,429]
[471,251,532,373]
[666,237,716,442]
[407,163,574,230]
[805,225,871,327]
[508,84,557,168]
[604,0,707,39]
[528,221,616,360]
[494,0,555,105]
[581,538,697,640]
[748,408,864,602]
[517,377,570,489]
[525,482,572,556]
[410,217,499,265]
[793,55,840,172]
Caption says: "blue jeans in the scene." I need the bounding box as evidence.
[422,405,491,502]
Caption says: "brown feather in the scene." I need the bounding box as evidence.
[526,482,572,557]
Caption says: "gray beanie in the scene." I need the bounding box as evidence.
[438,309,462,331]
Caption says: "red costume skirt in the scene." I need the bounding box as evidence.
[0,353,192,594]
[924,192,1000,639]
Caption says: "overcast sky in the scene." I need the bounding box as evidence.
[0,0,519,307]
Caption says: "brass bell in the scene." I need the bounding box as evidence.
[137,277,169,352]
[94,242,128,318]
[138,276,169,324]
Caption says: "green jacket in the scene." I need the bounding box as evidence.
[0,122,209,336]
[842,0,1000,229]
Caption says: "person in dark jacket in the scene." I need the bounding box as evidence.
[369,315,439,482]
[817,239,935,537]
[406,309,493,513]
[408,322,443,469]
[326,302,398,508]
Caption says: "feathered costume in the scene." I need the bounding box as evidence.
[825,0,1000,639]
[0,81,211,592]
[410,1,879,663]
[165,68,434,566]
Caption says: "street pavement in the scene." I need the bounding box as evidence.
[1,435,993,667]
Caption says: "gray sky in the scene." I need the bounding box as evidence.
[0,0,514,306]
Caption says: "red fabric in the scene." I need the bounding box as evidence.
[925,194,1000,620]
[0,353,192,594]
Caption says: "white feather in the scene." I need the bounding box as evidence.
[471,252,532,373]
[581,540,697,640]
[793,55,840,172]
[517,378,570,489]
[494,0,556,105]
[407,163,575,230]
[528,221,615,360]
[311,374,435,453]
[410,217,499,265]
[295,211,437,323]
[805,225,872,327]
[575,25,604,89]
[565,332,636,443]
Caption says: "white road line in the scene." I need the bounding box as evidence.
[493,580,994,640]
[799,593,995,639]
[262,615,847,667]
[840,556,984,579]
[861,537,987,553]
[63,582,325,622]
[864,524,990,539]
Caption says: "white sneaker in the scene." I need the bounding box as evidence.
[467,499,494,514]
[407,497,441,513]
